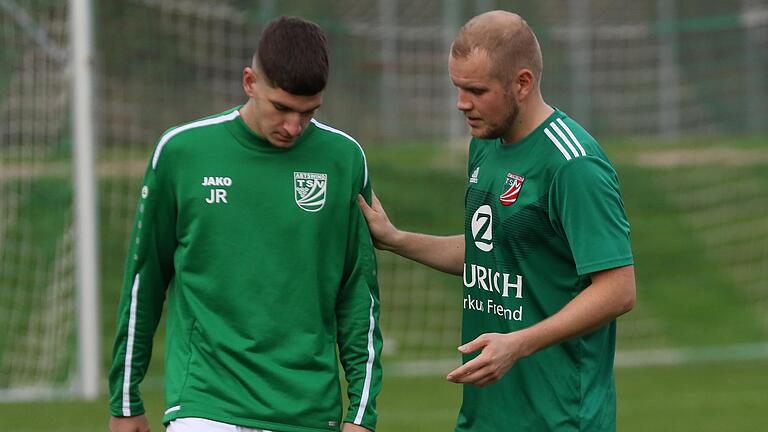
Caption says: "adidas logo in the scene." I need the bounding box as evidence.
[469,167,480,184]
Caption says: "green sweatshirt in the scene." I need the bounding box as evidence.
[108,107,383,432]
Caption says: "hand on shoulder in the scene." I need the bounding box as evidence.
[357,191,402,251]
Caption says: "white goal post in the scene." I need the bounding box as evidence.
[71,0,100,401]
[0,0,100,401]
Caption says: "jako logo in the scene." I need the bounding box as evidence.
[471,205,493,252]
[201,176,232,187]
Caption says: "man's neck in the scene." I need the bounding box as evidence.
[502,97,553,145]
[238,100,263,137]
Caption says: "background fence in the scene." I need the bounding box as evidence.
[1,0,767,416]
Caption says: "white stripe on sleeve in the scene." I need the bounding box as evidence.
[310,119,369,188]
[544,128,572,160]
[152,110,241,170]
[354,292,377,424]
[550,122,580,158]
[122,274,141,416]
[557,118,586,156]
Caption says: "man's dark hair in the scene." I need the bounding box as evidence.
[255,16,329,96]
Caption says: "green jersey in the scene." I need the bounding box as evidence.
[458,109,633,431]
[108,107,383,432]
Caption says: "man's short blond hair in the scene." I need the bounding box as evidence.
[451,11,543,87]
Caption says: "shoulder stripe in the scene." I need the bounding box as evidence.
[122,274,140,416]
[550,122,580,158]
[310,119,369,188]
[544,128,572,160]
[152,110,240,170]
[557,118,586,156]
[354,292,377,424]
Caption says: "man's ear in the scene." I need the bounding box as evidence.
[515,68,535,100]
[243,66,261,98]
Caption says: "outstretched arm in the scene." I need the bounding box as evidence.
[447,265,636,386]
[357,191,464,275]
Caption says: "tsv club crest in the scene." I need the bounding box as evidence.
[294,172,328,212]
[499,173,525,206]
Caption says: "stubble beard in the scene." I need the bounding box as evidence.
[474,97,519,140]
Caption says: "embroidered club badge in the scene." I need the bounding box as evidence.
[499,173,525,206]
[294,172,328,212]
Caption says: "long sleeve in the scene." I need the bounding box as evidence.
[337,179,383,431]
[108,151,177,417]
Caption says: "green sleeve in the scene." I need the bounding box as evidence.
[549,156,634,276]
[108,148,177,417]
[337,175,383,431]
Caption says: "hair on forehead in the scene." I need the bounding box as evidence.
[451,11,542,85]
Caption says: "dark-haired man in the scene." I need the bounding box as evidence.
[359,10,635,431]
[109,16,381,432]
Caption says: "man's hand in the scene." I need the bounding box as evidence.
[342,422,372,432]
[109,414,150,432]
[358,190,464,275]
[446,332,529,387]
[357,191,401,251]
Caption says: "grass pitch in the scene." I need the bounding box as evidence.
[1,138,767,430]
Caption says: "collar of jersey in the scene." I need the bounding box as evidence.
[225,106,316,153]
[496,106,564,152]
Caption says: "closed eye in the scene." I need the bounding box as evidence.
[466,87,486,96]
[273,103,291,112]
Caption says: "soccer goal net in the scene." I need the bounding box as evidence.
[0,0,80,400]
[2,0,768,401]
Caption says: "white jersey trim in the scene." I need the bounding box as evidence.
[544,128,572,160]
[122,274,140,416]
[557,118,586,156]
[152,110,241,170]
[550,122,581,158]
[165,405,181,415]
[354,292,377,424]
[310,119,369,188]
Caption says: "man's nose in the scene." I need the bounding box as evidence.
[284,114,303,136]
[456,90,472,112]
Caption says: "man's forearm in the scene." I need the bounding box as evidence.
[446,265,636,386]
[357,193,464,276]
[517,265,636,356]
[386,232,464,275]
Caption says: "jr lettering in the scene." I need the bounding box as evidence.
[206,189,228,204]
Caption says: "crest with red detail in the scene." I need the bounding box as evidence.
[499,173,525,206]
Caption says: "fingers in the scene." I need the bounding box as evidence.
[446,357,480,382]
[446,335,487,380]
[358,190,384,214]
[370,190,383,211]
[446,357,498,386]
[447,356,503,386]
[457,334,487,354]
[357,194,371,213]
[447,333,513,386]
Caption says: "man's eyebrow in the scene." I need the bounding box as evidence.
[272,100,322,114]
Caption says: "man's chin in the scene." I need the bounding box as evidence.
[470,127,501,140]
[269,137,296,148]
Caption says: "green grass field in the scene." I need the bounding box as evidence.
[2,360,768,431]
[1,138,767,430]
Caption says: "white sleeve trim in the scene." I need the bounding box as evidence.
[122,274,141,416]
[354,292,377,424]
[310,119,369,188]
[557,118,587,156]
[152,110,241,170]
